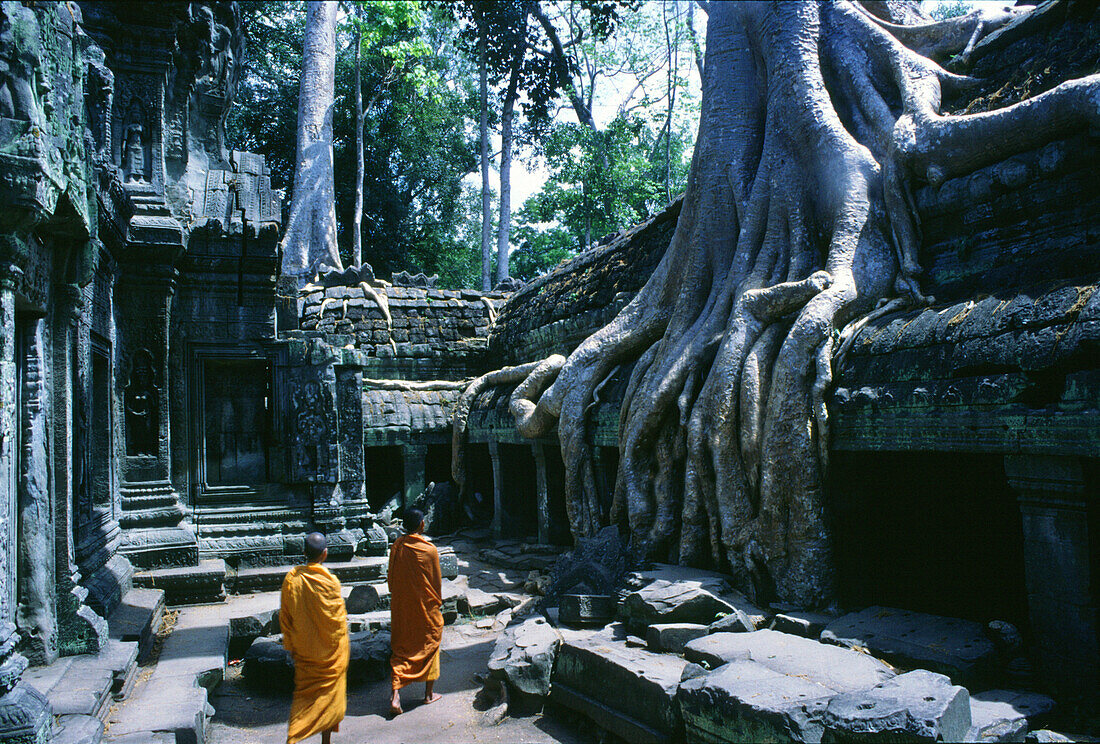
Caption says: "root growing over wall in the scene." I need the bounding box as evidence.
[455,1,1100,607]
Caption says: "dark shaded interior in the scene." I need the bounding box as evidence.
[830,451,1029,632]
[365,445,403,511]
[499,444,538,539]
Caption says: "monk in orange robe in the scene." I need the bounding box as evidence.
[388,507,444,716]
[280,532,349,744]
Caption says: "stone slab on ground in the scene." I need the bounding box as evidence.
[487,616,561,697]
[133,560,227,605]
[228,608,277,646]
[346,610,391,632]
[551,633,688,742]
[108,588,165,663]
[441,576,466,623]
[346,581,390,613]
[647,623,709,654]
[821,606,997,683]
[621,574,765,633]
[107,602,229,743]
[460,586,505,615]
[823,669,971,742]
[683,630,895,692]
[966,690,1056,743]
[53,714,103,744]
[678,659,836,743]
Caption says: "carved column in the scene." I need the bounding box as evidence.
[532,444,551,545]
[116,264,197,569]
[52,283,107,656]
[1005,455,1098,692]
[0,260,50,743]
[489,441,504,539]
[16,316,57,666]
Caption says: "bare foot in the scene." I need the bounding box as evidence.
[389,703,403,717]
[424,692,442,705]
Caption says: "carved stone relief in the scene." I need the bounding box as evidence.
[124,349,158,457]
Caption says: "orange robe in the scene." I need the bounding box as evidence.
[388,533,443,689]
[280,563,349,744]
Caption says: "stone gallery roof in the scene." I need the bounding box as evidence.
[489,199,681,365]
[363,386,462,445]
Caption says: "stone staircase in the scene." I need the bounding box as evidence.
[133,555,391,605]
[24,586,166,744]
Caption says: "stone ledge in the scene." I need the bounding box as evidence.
[133,560,227,605]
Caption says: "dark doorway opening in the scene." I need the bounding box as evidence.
[830,451,1028,631]
[500,444,538,539]
[544,446,572,546]
[425,443,452,488]
[465,444,494,526]
[365,445,403,512]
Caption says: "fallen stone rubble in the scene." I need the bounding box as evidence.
[482,562,1063,744]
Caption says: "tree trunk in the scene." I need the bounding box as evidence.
[495,53,522,286]
[474,0,1096,608]
[479,28,493,292]
[353,29,364,268]
[279,0,341,283]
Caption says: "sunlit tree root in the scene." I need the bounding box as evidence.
[454,1,1100,608]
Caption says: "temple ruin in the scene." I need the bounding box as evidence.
[0,0,1095,742]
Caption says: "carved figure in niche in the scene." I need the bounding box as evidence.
[122,99,149,183]
[83,56,112,161]
[293,379,325,477]
[0,3,42,124]
[125,349,158,456]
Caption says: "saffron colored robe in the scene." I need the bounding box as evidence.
[388,533,444,689]
[280,563,349,744]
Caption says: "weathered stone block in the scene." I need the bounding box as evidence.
[551,634,687,741]
[965,690,1055,743]
[646,623,709,654]
[678,660,834,743]
[621,576,761,632]
[358,524,388,556]
[822,670,971,742]
[683,630,895,693]
[821,606,997,683]
[559,594,616,627]
[438,545,459,579]
[345,582,389,614]
[487,616,561,698]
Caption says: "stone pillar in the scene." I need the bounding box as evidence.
[532,444,550,545]
[403,444,427,509]
[16,316,57,666]
[489,441,504,539]
[1005,455,1098,692]
[115,264,197,569]
[0,260,51,743]
[51,284,107,656]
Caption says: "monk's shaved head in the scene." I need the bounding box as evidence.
[304,532,327,562]
[403,508,424,534]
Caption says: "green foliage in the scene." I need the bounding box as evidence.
[928,1,974,21]
[228,1,479,288]
[512,114,690,280]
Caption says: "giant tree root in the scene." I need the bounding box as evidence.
[453,1,1100,608]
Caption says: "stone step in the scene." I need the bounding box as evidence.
[821,606,997,684]
[24,641,139,722]
[133,560,226,605]
[550,629,688,743]
[106,605,227,743]
[53,714,104,744]
[225,556,388,595]
[108,588,166,664]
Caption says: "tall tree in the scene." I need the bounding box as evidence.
[279,0,341,282]
[494,3,529,285]
[468,1,1093,609]
[352,27,364,268]
[478,18,493,291]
